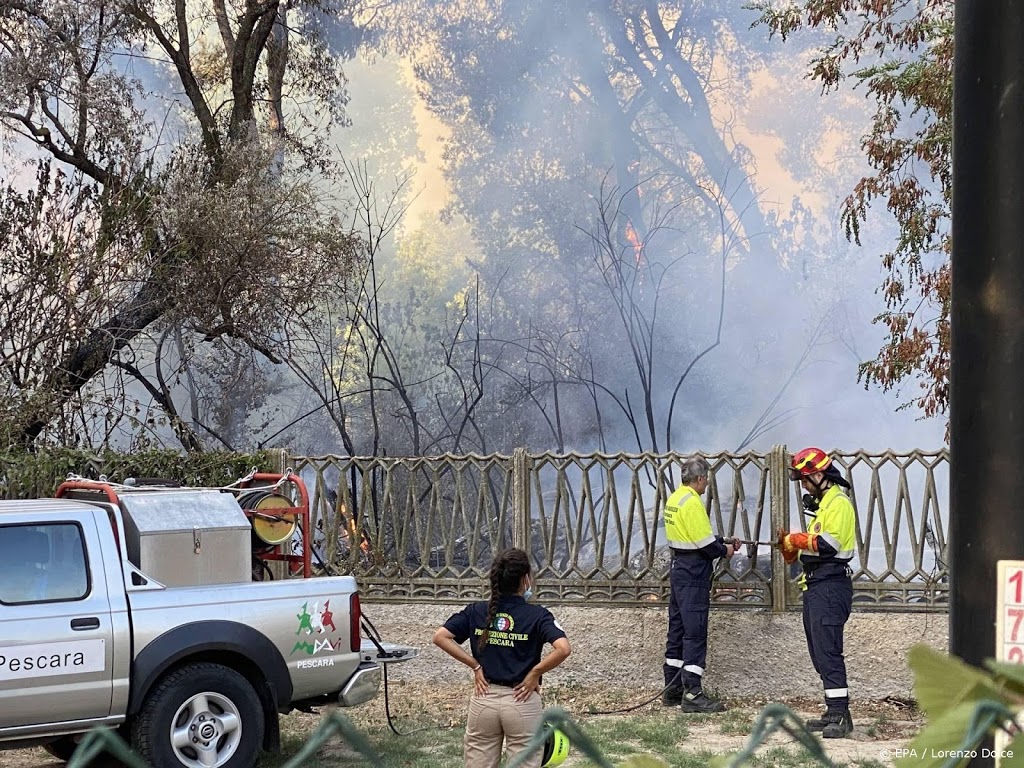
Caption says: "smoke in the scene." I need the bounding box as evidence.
[0,1,946,456]
[335,2,946,456]
[272,0,947,456]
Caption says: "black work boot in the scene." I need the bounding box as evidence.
[805,710,829,731]
[821,709,854,739]
[679,688,726,714]
[662,683,684,707]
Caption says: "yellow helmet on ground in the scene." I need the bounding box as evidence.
[541,726,570,767]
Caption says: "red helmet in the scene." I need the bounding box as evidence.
[790,447,832,480]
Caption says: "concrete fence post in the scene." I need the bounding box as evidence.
[512,448,531,552]
[770,444,789,613]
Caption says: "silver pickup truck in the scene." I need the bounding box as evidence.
[0,478,414,768]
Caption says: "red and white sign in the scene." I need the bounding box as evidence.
[996,561,1024,663]
[994,561,1024,767]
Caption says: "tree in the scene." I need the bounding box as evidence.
[0,163,131,447]
[0,0,365,447]
[577,174,726,454]
[353,1,838,453]
[750,0,954,423]
[390,0,774,251]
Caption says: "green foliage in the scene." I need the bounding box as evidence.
[0,0,366,449]
[618,758,670,768]
[66,710,382,768]
[893,644,1024,768]
[0,448,279,500]
[66,727,148,768]
[276,711,381,768]
[58,698,935,768]
[908,645,1005,717]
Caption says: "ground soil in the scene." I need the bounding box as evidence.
[365,601,947,699]
[0,602,938,767]
[0,684,922,768]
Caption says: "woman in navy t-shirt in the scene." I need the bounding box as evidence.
[433,548,571,768]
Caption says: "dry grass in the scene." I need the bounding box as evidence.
[0,685,923,768]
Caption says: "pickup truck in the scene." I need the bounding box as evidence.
[0,475,414,768]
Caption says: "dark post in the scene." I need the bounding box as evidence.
[950,2,1024,764]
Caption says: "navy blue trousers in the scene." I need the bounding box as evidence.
[663,558,711,690]
[802,576,853,710]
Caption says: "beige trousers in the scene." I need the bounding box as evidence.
[463,685,544,768]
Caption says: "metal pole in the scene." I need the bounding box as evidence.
[950,2,1024,764]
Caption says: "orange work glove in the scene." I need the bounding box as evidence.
[776,528,801,564]
[786,532,818,553]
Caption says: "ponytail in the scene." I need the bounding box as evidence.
[479,569,502,651]
[478,547,531,652]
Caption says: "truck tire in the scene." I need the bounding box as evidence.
[131,662,264,768]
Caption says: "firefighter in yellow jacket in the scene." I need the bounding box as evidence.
[778,447,857,738]
[662,455,739,713]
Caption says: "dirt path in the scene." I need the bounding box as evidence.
[666,712,914,766]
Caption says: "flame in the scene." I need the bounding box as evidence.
[625,220,642,260]
[625,220,646,281]
[345,515,371,554]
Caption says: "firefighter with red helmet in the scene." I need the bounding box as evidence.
[777,447,857,738]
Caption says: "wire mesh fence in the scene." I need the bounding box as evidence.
[290,446,949,611]
[62,711,381,768]
[56,705,841,768]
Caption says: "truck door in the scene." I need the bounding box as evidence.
[0,511,115,727]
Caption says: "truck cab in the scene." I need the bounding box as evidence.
[0,500,130,733]
[0,474,416,767]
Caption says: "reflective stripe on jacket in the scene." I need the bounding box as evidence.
[664,484,727,560]
[799,484,856,566]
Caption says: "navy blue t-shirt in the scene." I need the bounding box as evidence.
[443,595,567,687]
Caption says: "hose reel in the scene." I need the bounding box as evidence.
[238,489,298,551]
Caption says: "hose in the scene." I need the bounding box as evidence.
[584,669,683,716]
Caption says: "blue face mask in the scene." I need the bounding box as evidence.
[523,580,533,601]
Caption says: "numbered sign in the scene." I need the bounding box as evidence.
[997,561,1024,663]
[995,561,1024,767]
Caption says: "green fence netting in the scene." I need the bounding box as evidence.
[54,704,843,768]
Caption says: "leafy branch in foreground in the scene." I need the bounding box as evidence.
[892,644,1024,768]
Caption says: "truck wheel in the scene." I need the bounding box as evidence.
[132,662,264,768]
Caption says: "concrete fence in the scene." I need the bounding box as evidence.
[290,445,948,613]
